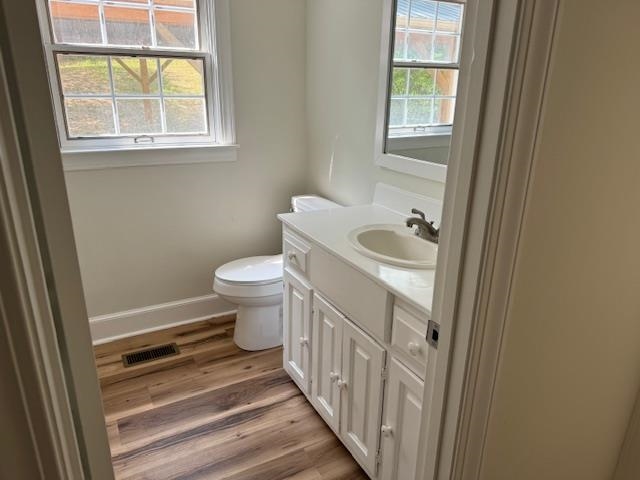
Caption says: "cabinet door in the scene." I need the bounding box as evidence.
[340,318,386,476]
[283,268,312,394]
[311,293,344,433]
[379,357,424,480]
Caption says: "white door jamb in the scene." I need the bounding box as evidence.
[418,1,562,479]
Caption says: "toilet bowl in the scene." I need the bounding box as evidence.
[214,255,284,351]
[213,195,340,351]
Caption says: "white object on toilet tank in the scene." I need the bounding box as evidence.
[291,195,340,213]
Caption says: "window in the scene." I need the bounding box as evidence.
[38,0,234,152]
[389,0,463,138]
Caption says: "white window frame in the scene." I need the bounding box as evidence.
[375,0,465,183]
[35,0,235,156]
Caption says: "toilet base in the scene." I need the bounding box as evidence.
[233,303,283,351]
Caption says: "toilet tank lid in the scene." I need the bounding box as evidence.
[291,195,340,212]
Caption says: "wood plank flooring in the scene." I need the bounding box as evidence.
[95,316,367,480]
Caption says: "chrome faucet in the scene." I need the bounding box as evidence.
[406,208,439,244]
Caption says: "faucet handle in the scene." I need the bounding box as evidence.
[411,208,426,220]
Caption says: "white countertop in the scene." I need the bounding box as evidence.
[278,205,436,315]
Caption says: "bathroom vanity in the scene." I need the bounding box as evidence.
[277,189,440,479]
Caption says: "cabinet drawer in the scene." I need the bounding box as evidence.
[391,305,428,378]
[283,231,310,276]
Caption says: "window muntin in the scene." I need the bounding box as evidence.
[41,0,223,150]
[389,0,463,138]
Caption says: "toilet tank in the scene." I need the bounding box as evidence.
[290,195,340,213]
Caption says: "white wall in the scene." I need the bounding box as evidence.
[480,2,640,479]
[64,0,308,317]
[305,0,446,207]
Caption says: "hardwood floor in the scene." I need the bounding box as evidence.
[95,316,368,480]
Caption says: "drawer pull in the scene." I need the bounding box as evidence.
[287,251,298,262]
[407,341,421,356]
[381,425,393,437]
[329,371,340,382]
[299,337,309,346]
[337,379,348,390]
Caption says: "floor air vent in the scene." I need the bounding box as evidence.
[122,343,180,367]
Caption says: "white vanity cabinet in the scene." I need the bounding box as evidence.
[379,357,425,480]
[340,318,386,474]
[311,293,344,432]
[311,292,386,475]
[281,226,433,479]
[283,268,313,395]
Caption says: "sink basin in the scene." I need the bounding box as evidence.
[348,224,437,269]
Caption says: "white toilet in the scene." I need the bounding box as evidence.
[213,195,340,351]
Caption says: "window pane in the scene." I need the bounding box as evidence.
[408,69,435,96]
[161,58,204,95]
[65,98,115,137]
[104,6,152,46]
[433,34,459,62]
[57,55,110,95]
[407,32,434,62]
[389,99,406,127]
[407,99,434,125]
[435,69,458,96]
[390,1,462,136]
[389,67,457,130]
[155,10,198,49]
[396,0,410,29]
[55,53,208,139]
[409,0,437,31]
[117,99,162,134]
[165,98,206,133]
[393,31,407,60]
[395,1,463,63]
[49,1,102,45]
[433,98,455,124]
[436,3,463,33]
[392,68,408,96]
[156,0,195,7]
[112,57,160,95]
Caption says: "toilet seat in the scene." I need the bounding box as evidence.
[214,254,283,298]
[213,277,283,298]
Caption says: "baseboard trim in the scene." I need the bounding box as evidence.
[89,294,236,345]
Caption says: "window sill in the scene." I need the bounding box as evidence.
[376,153,447,183]
[386,133,451,151]
[61,143,238,171]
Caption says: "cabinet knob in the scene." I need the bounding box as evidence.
[299,337,309,346]
[408,341,421,356]
[287,251,297,261]
[381,425,393,437]
[336,379,347,390]
[329,371,340,382]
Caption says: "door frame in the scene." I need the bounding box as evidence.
[418,1,562,479]
[0,0,114,478]
[0,1,563,480]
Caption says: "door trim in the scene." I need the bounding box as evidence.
[0,1,114,477]
[419,1,562,479]
[0,46,83,480]
[614,385,640,480]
